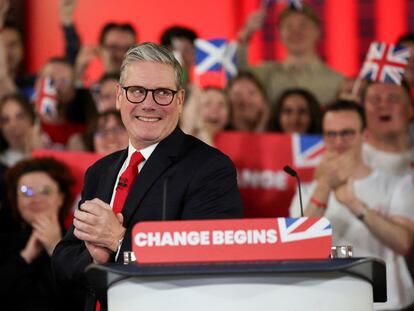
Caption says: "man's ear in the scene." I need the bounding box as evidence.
[116,84,123,110]
[177,88,185,114]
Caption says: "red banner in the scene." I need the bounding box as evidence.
[215,132,324,218]
[133,218,332,264]
[31,133,324,221]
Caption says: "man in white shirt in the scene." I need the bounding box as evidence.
[290,100,414,310]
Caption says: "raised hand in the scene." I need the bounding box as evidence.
[98,45,116,73]
[74,198,126,252]
[316,150,356,190]
[58,0,77,26]
[74,45,98,82]
[84,241,112,264]
[20,232,44,264]
[0,0,10,27]
[238,9,266,43]
[31,213,62,256]
[84,213,124,264]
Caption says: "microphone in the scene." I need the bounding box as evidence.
[283,165,304,217]
[117,177,128,189]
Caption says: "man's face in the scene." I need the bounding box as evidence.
[37,62,75,105]
[102,29,136,69]
[96,79,118,112]
[228,78,268,124]
[2,28,24,74]
[116,61,184,149]
[279,13,319,56]
[364,83,413,138]
[323,110,364,154]
[171,37,195,71]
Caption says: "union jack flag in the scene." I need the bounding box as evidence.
[359,42,410,85]
[278,217,332,242]
[292,134,325,168]
[35,77,58,119]
[194,38,238,81]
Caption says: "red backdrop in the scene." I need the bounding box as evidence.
[26,0,414,78]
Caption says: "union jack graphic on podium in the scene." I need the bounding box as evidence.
[359,42,410,85]
[35,77,58,119]
[278,217,332,243]
[292,134,325,168]
[194,38,238,81]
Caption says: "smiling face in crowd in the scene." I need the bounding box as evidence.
[17,171,64,225]
[279,93,311,134]
[199,88,229,135]
[0,98,33,149]
[228,77,268,129]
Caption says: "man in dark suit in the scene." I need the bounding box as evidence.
[52,42,243,309]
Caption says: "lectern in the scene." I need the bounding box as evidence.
[85,258,386,311]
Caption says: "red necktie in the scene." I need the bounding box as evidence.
[112,151,145,214]
[95,154,144,311]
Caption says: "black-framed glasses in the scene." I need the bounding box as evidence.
[122,86,179,106]
[323,129,357,141]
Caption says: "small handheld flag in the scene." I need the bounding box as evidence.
[194,38,238,86]
[359,42,410,85]
[35,77,58,120]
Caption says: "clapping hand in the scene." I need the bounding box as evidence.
[74,198,125,264]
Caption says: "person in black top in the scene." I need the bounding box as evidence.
[0,157,84,310]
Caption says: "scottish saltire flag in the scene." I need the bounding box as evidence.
[35,77,58,119]
[292,134,324,168]
[359,42,410,85]
[195,39,238,80]
[278,217,332,242]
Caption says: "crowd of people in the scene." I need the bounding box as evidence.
[0,0,413,310]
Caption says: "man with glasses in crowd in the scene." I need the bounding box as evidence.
[290,100,414,310]
[52,42,243,310]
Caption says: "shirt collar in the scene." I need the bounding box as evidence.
[127,141,159,162]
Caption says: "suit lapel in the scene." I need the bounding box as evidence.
[122,127,185,228]
[95,150,128,204]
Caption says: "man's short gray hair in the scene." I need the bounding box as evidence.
[120,42,183,89]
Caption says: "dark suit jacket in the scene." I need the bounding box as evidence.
[52,127,243,310]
